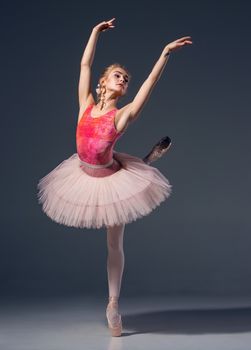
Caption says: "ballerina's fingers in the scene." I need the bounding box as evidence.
[175,36,192,43]
[106,17,115,22]
[106,17,116,28]
[177,40,193,46]
[106,17,116,24]
[171,37,193,51]
[101,18,116,31]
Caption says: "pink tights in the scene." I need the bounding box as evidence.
[106,223,125,299]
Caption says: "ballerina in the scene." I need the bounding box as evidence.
[37,18,192,336]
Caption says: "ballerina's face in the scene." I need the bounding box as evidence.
[104,68,129,97]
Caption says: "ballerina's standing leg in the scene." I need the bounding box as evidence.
[106,223,125,298]
[105,223,125,336]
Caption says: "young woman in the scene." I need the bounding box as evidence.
[37,18,192,337]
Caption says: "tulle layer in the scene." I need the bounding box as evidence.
[37,151,172,229]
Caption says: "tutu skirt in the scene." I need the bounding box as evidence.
[37,151,172,229]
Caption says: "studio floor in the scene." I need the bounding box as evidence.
[1,295,251,350]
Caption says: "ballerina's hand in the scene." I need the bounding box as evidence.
[164,36,193,55]
[93,18,116,33]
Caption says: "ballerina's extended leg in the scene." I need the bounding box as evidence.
[143,135,172,164]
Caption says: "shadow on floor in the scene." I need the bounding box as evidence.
[121,307,251,336]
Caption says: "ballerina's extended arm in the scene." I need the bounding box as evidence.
[123,35,193,123]
[78,18,115,110]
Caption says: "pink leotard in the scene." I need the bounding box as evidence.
[76,104,124,166]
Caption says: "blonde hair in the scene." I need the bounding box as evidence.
[96,63,131,109]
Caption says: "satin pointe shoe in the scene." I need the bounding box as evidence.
[143,136,172,165]
[106,296,122,337]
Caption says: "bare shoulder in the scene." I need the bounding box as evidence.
[115,103,133,133]
[77,94,96,123]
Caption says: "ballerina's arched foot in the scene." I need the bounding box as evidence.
[143,136,172,165]
[106,296,123,337]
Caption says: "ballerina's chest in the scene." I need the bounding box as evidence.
[76,107,121,143]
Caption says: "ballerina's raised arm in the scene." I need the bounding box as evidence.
[78,18,115,115]
[120,34,193,127]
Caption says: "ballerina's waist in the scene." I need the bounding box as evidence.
[79,157,114,169]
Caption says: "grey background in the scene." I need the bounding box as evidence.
[1,0,251,298]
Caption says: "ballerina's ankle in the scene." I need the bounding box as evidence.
[108,296,119,303]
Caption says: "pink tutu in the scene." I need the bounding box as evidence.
[37,151,172,229]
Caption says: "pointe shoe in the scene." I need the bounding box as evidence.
[106,296,122,337]
[143,136,172,165]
